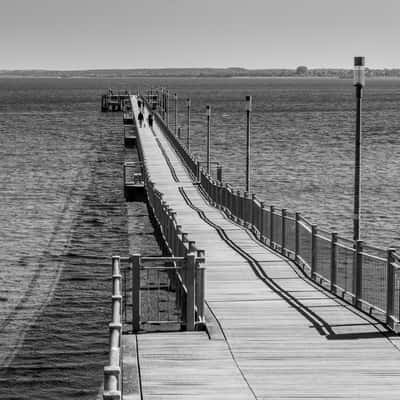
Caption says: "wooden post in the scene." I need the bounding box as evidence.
[270,206,275,247]
[386,248,396,325]
[311,225,317,279]
[281,209,287,255]
[131,254,141,332]
[330,232,338,292]
[295,212,300,262]
[260,201,265,242]
[185,253,196,331]
[353,240,363,306]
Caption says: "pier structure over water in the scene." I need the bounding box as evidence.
[102,90,400,400]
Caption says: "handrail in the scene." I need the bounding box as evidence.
[103,256,122,400]
[139,93,400,333]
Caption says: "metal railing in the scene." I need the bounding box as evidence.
[140,94,400,333]
[103,256,123,400]
[119,254,205,332]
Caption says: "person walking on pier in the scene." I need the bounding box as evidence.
[138,111,144,128]
[148,113,154,128]
[137,99,142,109]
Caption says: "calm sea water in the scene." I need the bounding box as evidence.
[0,77,399,399]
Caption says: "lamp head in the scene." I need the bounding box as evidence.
[246,95,252,112]
[353,57,365,87]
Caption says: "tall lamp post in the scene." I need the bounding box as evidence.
[245,95,252,193]
[174,93,178,136]
[166,90,170,127]
[353,56,365,242]
[187,98,191,150]
[206,105,211,174]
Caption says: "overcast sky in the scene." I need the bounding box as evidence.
[1,0,399,70]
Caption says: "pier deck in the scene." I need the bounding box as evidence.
[125,96,400,399]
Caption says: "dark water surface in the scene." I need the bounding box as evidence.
[0,77,399,399]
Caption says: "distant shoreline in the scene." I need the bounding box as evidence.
[1,67,400,79]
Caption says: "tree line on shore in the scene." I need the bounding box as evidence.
[1,67,399,78]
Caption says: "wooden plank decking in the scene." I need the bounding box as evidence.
[127,96,400,399]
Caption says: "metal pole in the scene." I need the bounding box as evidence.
[166,90,169,128]
[206,105,211,174]
[353,85,362,241]
[174,93,178,136]
[187,98,191,151]
[245,96,252,193]
[353,56,365,242]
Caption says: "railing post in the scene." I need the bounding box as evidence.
[386,248,396,326]
[260,201,265,242]
[217,165,222,182]
[251,194,256,231]
[243,192,249,226]
[330,232,338,292]
[197,263,206,323]
[236,190,241,222]
[281,209,287,255]
[311,225,317,279]
[196,161,201,182]
[185,253,196,331]
[353,240,363,307]
[270,206,275,248]
[131,254,141,332]
[295,212,300,262]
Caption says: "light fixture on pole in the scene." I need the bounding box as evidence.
[206,105,211,174]
[245,95,252,193]
[353,56,365,242]
[187,98,191,151]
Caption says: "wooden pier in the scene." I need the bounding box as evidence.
[102,93,400,400]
